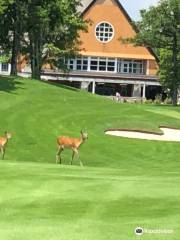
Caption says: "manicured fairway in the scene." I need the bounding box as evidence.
[0,76,180,239]
[0,162,179,240]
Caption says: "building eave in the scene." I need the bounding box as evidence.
[79,51,156,60]
[42,70,159,83]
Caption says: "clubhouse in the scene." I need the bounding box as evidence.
[0,0,161,99]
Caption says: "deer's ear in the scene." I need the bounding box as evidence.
[80,130,83,134]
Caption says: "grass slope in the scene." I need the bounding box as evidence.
[0,76,180,171]
[0,76,180,239]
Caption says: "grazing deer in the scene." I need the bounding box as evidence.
[0,131,12,159]
[56,130,88,166]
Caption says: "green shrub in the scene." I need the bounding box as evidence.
[144,99,153,104]
[154,94,162,104]
[164,97,172,105]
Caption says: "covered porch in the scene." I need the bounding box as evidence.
[41,70,161,100]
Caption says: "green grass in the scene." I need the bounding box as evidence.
[0,75,180,239]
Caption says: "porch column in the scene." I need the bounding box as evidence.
[132,84,141,97]
[8,63,11,75]
[142,84,146,99]
[92,80,96,94]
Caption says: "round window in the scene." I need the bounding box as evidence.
[95,22,114,43]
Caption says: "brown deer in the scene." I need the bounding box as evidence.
[56,130,88,166]
[0,131,12,159]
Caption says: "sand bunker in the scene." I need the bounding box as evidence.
[105,127,180,142]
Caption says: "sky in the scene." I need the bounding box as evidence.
[120,0,159,20]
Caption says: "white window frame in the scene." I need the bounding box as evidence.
[1,62,9,72]
[118,59,144,74]
[90,57,99,71]
[95,22,114,43]
[107,58,116,72]
[65,57,144,75]
[66,59,75,70]
[76,57,88,71]
[90,57,116,73]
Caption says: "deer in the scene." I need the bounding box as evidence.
[0,131,12,159]
[56,130,88,166]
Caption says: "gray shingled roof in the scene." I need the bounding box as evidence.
[78,0,93,12]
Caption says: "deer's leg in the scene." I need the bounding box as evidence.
[71,149,75,165]
[71,148,83,167]
[0,147,2,159]
[78,154,83,167]
[56,145,63,164]
[1,147,5,160]
[76,149,83,167]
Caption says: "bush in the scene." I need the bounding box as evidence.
[164,97,172,105]
[144,99,153,104]
[154,94,162,104]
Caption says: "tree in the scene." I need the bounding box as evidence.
[158,49,180,100]
[44,0,88,70]
[26,0,87,79]
[0,0,6,14]
[128,0,180,105]
[10,0,24,75]
[0,0,13,14]
[0,0,26,75]
[0,0,87,79]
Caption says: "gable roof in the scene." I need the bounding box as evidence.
[79,0,159,62]
[78,0,93,12]
[81,0,133,23]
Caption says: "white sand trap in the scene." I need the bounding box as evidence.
[105,127,180,142]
